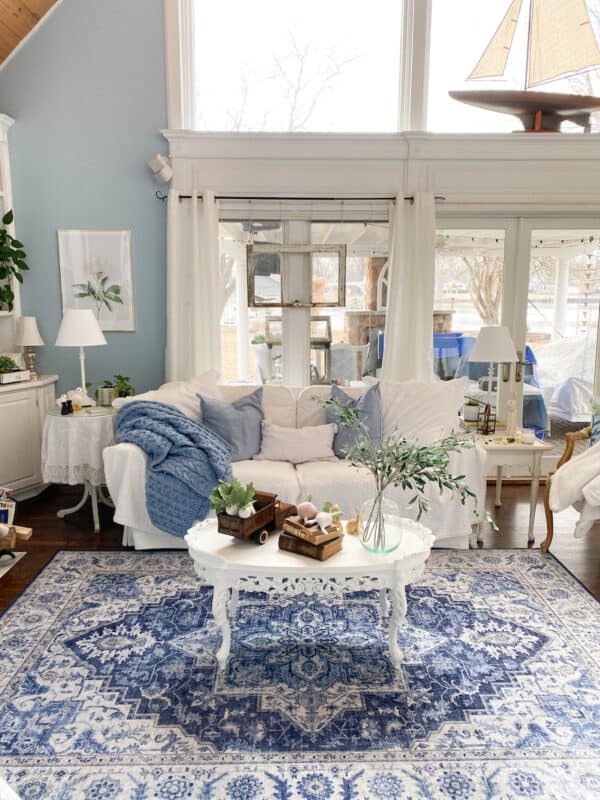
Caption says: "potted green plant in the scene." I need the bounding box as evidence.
[250,332,270,383]
[0,210,29,312]
[0,355,18,373]
[95,374,136,406]
[322,396,477,554]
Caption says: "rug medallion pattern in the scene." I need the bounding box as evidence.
[0,550,598,799]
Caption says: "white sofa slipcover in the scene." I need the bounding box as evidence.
[104,383,486,550]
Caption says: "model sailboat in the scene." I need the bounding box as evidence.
[449,0,600,131]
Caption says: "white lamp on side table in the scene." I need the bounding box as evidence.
[16,316,44,380]
[55,309,107,405]
[469,325,518,410]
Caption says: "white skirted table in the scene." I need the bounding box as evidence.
[42,408,116,532]
[185,517,434,671]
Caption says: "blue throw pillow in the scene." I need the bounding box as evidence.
[327,383,382,458]
[591,396,600,446]
[199,387,264,461]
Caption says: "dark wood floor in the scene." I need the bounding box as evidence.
[0,483,598,612]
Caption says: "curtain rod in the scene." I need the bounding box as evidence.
[155,192,446,202]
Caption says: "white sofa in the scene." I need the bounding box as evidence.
[104,383,487,550]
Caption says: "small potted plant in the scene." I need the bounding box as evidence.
[96,374,135,406]
[0,356,18,374]
[251,333,270,383]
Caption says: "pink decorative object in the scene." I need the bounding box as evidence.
[297,500,317,522]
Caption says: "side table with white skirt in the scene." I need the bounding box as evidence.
[42,408,116,532]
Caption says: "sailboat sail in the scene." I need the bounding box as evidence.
[527,0,600,86]
[468,0,523,80]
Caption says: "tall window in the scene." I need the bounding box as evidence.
[218,213,389,384]
[193,0,403,132]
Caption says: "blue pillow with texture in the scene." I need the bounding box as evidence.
[199,387,264,461]
[591,396,600,446]
[327,383,382,458]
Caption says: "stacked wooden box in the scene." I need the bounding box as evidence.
[278,515,343,561]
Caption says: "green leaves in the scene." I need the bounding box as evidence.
[71,271,124,319]
[320,393,478,521]
[210,478,255,515]
[0,209,29,312]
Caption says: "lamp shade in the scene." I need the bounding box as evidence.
[469,326,518,363]
[15,316,44,346]
[55,309,107,347]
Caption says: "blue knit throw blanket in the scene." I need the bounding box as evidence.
[116,401,232,537]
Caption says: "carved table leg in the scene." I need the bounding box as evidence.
[388,585,407,670]
[379,588,388,619]
[229,586,239,620]
[212,576,231,671]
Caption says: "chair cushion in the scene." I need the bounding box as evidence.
[199,387,264,461]
[232,459,301,505]
[327,383,382,457]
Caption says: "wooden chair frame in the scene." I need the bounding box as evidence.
[542,426,591,552]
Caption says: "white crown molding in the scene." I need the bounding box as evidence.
[162,129,600,163]
[0,0,65,72]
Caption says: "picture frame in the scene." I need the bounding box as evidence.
[57,229,135,332]
[247,243,346,308]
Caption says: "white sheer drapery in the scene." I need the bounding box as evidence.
[166,187,221,381]
[381,192,436,382]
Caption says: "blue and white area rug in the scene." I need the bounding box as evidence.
[0,550,599,800]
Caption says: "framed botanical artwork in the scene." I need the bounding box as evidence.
[57,229,135,331]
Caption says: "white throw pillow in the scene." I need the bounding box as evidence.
[364,376,466,440]
[113,370,221,421]
[256,421,338,464]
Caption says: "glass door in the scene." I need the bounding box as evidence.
[434,220,516,426]
[524,224,600,453]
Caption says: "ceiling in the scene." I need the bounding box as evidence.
[0,1,58,64]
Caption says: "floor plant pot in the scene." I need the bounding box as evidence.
[358,494,403,554]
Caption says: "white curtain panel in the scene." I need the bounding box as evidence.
[381,192,436,382]
[166,188,222,381]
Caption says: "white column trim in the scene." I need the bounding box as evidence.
[399,0,432,132]
[164,0,195,129]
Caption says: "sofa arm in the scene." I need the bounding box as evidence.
[103,442,155,532]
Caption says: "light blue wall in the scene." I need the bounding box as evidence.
[0,0,168,394]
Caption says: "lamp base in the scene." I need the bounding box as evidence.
[23,347,39,381]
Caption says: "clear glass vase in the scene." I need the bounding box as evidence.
[358,494,403,554]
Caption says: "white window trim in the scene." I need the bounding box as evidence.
[166,0,432,133]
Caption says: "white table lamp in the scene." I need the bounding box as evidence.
[15,316,45,380]
[469,325,518,409]
[55,309,107,404]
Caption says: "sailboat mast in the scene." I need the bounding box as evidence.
[525,0,534,89]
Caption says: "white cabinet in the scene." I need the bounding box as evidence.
[0,376,57,497]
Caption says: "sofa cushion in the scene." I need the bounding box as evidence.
[199,387,264,461]
[364,376,467,440]
[256,421,338,464]
[114,371,221,421]
[327,383,382,457]
[220,385,299,428]
[297,385,364,428]
[232,459,301,505]
[295,459,376,517]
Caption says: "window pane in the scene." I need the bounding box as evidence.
[193,1,402,132]
[434,229,505,389]
[428,0,600,132]
[526,229,600,441]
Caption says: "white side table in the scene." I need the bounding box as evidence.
[477,436,553,543]
[42,408,116,532]
[185,518,434,671]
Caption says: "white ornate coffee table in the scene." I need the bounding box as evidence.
[185,518,434,671]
